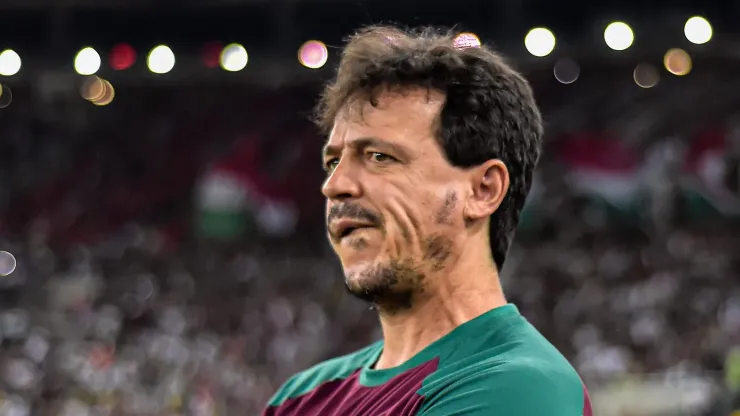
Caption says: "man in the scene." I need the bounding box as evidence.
[263,25,592,415]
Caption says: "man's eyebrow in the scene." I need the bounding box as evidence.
[322,137,411,159]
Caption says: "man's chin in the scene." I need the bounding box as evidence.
[337,241,381,267]
[341,259,419,313]
[341,261,376,284]
[343,270,394,305]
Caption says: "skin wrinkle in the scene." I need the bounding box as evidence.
[386,198,413,246]
[389,192,454,273]
[386,191,423,249]
[380,168,427,258]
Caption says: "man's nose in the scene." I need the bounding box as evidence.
[322,160,362,200]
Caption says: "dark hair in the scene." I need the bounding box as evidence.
[315,25,543,270]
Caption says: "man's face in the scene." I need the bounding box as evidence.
[322,89,465,311]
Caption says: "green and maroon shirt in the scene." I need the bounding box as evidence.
[263,304,592,415]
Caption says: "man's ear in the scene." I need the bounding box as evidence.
[463,159,509,221]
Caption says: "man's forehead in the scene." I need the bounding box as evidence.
[324,118,407,155]
[343,88,445,122]
[325,89,444,149]
[322,130,399,157]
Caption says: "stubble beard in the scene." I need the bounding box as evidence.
[336,191,458,314]
[343,233,453,315]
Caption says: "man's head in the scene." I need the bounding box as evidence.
[318,26,543,312]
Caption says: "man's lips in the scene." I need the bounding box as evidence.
[330,219,376,239]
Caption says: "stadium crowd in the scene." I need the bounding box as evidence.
[0,82,739,415]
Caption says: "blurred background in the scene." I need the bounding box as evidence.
[0,0,739,414]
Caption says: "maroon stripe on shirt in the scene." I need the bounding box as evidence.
[583,384,593,416]
[264,358,439,416]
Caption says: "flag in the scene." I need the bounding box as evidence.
[558,134,642,215]
[681,129,740,218]
[519,173,545,230]
[195,139,261,240]
[195,138,299,240]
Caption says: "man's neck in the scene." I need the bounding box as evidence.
[373,255,507,370]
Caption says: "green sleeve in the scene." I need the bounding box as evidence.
[265,375,297,408]
[417,362,586,416]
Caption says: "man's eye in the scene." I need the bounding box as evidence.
[368,152,394,163]
[324,158,339,172]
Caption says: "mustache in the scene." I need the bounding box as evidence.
[327,203,383,231]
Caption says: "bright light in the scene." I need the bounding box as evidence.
[604,22,634,51]
[80,76,115,105]
[524,28,556,57]
[0,50,21,76]
[74,47,101,75]
[110,43,136,70]
[298,40,328,69]
[684,16,712,45]
[0,251,16,276]
[453,32,481,49]
[634,63,659,88]
[664,48,692,76]
[147,45,175,74]
[0,84,12,108]
[554,59,580,84]
[220,43,248,72]
[93,79,115,106]
[80,76,106,101]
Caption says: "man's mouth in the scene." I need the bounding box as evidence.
[332,219,375,240]
[340,226,368,238]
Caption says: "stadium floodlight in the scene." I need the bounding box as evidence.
[220,43,248,72]
[0,49,21,76]
[298,40,328,69]
[74,47,101,76]
[147,45,175,74]
[604,22,634,51]
[524,28,556,57]
[684,16,712,45]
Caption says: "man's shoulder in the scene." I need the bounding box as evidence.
[266,341,383,407]
[470,352,584,387]
[426,343,583,392]
[432,308,579,380]
[418,343,589,415]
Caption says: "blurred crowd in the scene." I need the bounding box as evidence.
[0,81,739,415]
